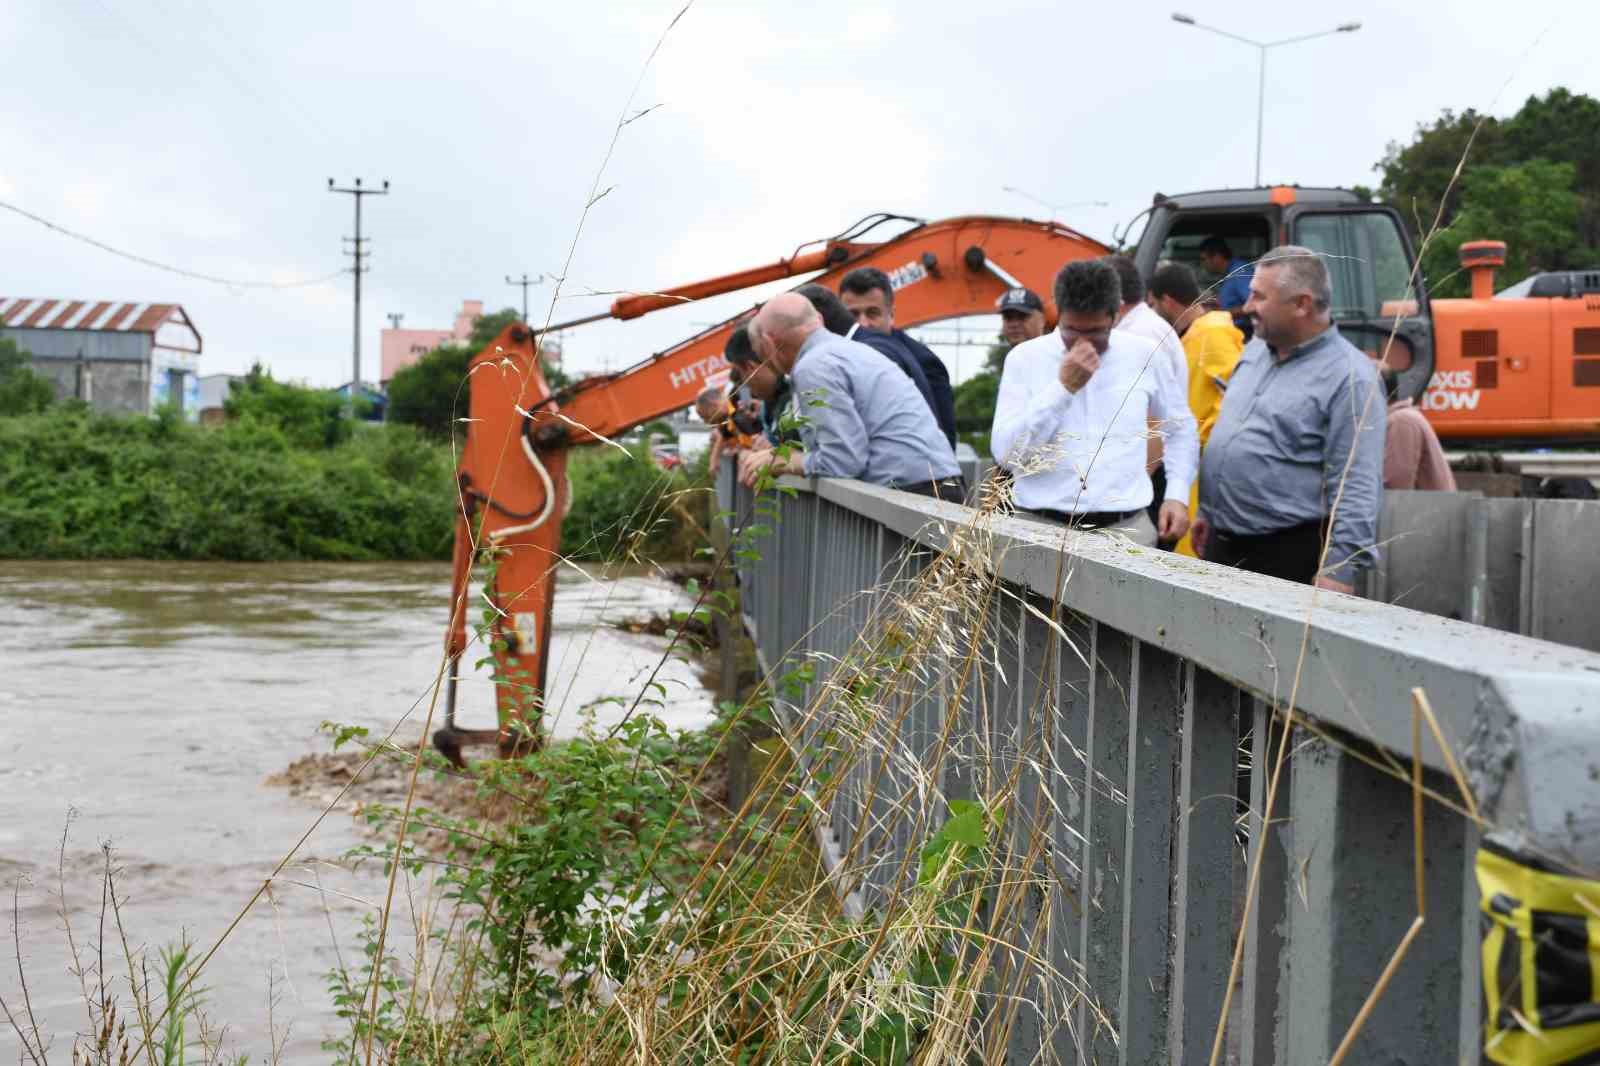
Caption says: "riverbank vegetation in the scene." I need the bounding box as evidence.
[0,366,707,563]
[306,471,1052,1064]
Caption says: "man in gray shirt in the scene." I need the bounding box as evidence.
[735,293,963,500]
[1192,246,1385,593]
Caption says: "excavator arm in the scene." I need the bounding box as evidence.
[434,214,1107,763]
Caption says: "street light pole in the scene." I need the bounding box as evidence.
[1170,14,1361,186]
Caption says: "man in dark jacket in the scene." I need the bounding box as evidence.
[838,267,957,447]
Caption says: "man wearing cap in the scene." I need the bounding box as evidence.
[997,287,1047,348]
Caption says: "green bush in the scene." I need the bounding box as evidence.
[223,363,354,449]
[0,405,711,562]
[0,409,457,560]
[0,337,55,416]
[561,443,708,562]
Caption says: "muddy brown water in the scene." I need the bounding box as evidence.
[0,561,713,1062]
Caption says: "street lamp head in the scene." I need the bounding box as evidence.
[1337,20,1361,31]
[1171,12,1196,24]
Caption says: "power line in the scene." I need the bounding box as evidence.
[0,199,345,290]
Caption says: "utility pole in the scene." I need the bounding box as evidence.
[328,177,389,412]
[386,312,404,329]
[505,273,547,323]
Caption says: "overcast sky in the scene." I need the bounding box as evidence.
[5,0,1597,388]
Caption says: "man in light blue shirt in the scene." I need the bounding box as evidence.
[735,293,962,499]
[1193,246,1385,593]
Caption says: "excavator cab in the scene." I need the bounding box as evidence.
[1130,186,1435,402]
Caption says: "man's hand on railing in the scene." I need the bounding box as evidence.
[738,447,804,488]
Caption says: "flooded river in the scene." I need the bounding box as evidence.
[0,562,714,1062]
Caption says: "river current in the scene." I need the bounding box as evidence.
[0,561,713,1062]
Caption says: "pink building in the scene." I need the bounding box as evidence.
[379,299,482,383]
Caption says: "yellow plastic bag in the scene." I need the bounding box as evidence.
[1478,843,1600,1064]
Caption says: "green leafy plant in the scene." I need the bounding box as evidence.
[0,336,55,416]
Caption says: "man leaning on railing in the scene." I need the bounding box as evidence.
[734,293,965,502]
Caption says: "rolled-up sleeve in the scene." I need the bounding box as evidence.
[794,355,867,479]
[1323,363,1387,582]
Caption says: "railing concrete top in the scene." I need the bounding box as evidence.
[755,474,1600,869]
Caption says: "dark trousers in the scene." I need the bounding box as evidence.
[898,477,968,504]
[1205,520,1328,585]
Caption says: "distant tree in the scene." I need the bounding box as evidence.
[1421,160,1583,298]
[224,364,350,448]
[1376,108,1502,236]
[952,370,999,456]
[388,306,569,438]
[1499,88,1600,250]
[1374,89,1600,291]
[983,340,1011,374]
[0,337,57,416]
[386,343,474,440]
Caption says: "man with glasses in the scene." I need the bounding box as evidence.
[991,259,1197,547]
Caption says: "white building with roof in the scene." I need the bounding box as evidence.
[0,297,202,416]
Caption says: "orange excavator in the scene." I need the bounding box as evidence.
[433,214,1108,762]
[436,192,1600,760]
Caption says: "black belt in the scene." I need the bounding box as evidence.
[1024,507,1141,528]
[898,477,968,503]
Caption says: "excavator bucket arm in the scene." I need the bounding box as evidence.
[437,214,1107,763]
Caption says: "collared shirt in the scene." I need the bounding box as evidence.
[1217,257,1254,311]
[1199,325,1386,582]
[1180,310,1245,444]
[791,328,960,486]
[843,323,950,446]
[1384,399,1456,491]
[1117,302,1189,389]
[990,327,1199,515]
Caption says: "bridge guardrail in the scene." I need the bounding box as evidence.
[715,460,1600,1064]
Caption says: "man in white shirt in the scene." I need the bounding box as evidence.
[990,259,1198,547]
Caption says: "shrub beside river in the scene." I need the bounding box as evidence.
[0,406,707,562]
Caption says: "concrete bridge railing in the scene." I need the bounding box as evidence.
[715,461,1600,1065]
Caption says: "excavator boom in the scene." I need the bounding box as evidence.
[434,214,1107,762]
